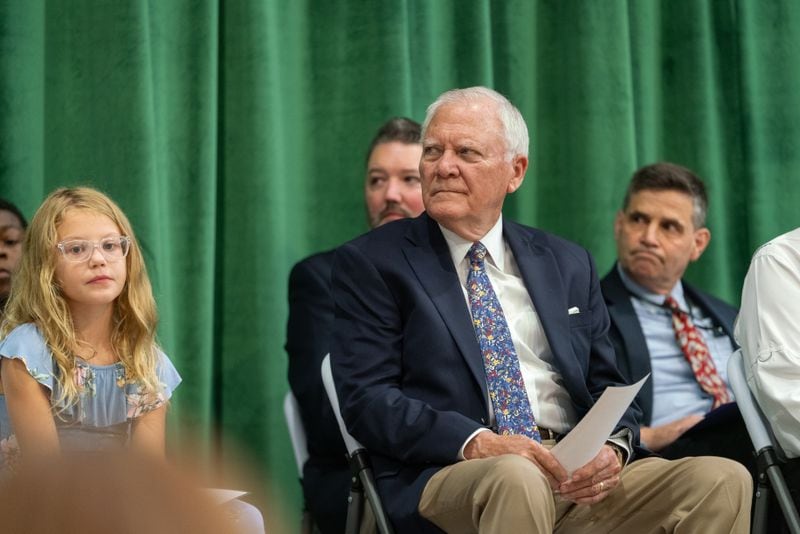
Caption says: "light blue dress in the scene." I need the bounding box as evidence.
[0,323,181,468]
[0,323,264,532]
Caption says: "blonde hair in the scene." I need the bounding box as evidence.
[1,187,160,408]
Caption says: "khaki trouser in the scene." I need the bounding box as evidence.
[419,449,751,533]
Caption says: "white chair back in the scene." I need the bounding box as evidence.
[727,349,781,456]
[283,391,310,477]
[728,348,800,534]
[321,354,364,455]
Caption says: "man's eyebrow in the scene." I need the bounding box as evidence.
[458,141,482,150]
[661,216,683,228]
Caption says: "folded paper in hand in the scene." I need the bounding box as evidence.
[550,374,649,475]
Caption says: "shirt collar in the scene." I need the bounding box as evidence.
[439,216,505,271]
[616,262,688,311]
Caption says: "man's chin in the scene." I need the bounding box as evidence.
[624,266,668,292]
[376,213,406,227]
[427,203,466,222]
[624,256,661,277]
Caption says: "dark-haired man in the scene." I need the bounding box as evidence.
[602,163,749,464]
[285,117,424,533]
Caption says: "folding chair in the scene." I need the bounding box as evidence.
[283,391,316,534]
[727,349,800,534]
[321,354,395,534]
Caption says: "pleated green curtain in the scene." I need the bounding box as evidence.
[2,1,799,529]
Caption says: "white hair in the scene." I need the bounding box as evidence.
[421,86,529,160]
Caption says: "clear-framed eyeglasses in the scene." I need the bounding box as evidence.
[56,236,131,263]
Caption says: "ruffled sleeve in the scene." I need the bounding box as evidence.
[123,350,182,420]
[156,350,181,400]
[0,324,56,392]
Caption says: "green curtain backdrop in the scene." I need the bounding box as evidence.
[2,0,799,530]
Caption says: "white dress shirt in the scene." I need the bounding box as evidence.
[440,218,580,439]
[735,227,800,459]
[440,217,631,461]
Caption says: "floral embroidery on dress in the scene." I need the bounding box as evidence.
[74,363,97,397]
[126,388,166,419]
[115,366,126,388]
[116,365,166,419]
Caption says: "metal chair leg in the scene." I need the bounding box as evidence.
[765,464,800,534]
[344,475,366,534]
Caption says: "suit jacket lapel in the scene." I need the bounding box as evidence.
[603,265,654,420]
[503,223,586,394]
[402,215,489,405]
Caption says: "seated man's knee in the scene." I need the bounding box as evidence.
[479,454,551,502]
[683,456,752,496]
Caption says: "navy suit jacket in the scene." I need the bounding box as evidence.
[286,250,347,461]
[285,250,350,533]
[331,214,643,532]
[601,265,738,426]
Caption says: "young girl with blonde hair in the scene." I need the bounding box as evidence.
[0,187,266,533]
[0,186,180,466]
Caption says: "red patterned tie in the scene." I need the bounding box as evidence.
[664,296,731,408]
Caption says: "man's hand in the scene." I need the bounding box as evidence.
[640,415,704,451]
[558,444,622,504]
[463,432,568,489]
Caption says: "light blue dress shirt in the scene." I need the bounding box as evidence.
[617,265,736,427]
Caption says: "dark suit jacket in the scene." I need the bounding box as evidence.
[601,264,738,426]
[286,250,349,533]
[331,214,644,532]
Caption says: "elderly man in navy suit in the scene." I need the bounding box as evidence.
[330,87,751,533]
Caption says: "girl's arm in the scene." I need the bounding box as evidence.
[130,404,167,457]
[1,358,59,457]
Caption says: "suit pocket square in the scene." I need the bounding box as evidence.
[567,306,580,315]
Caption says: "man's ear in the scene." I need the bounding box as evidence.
[506,155,528,194]
[690,227,711,261]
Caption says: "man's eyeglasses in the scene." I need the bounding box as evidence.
[56,236,131,263]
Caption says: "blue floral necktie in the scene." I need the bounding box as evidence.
[467,242,541,442]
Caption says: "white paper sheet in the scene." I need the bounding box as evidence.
[550,374,649,475]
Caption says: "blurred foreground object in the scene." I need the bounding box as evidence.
[0,451,240,533]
